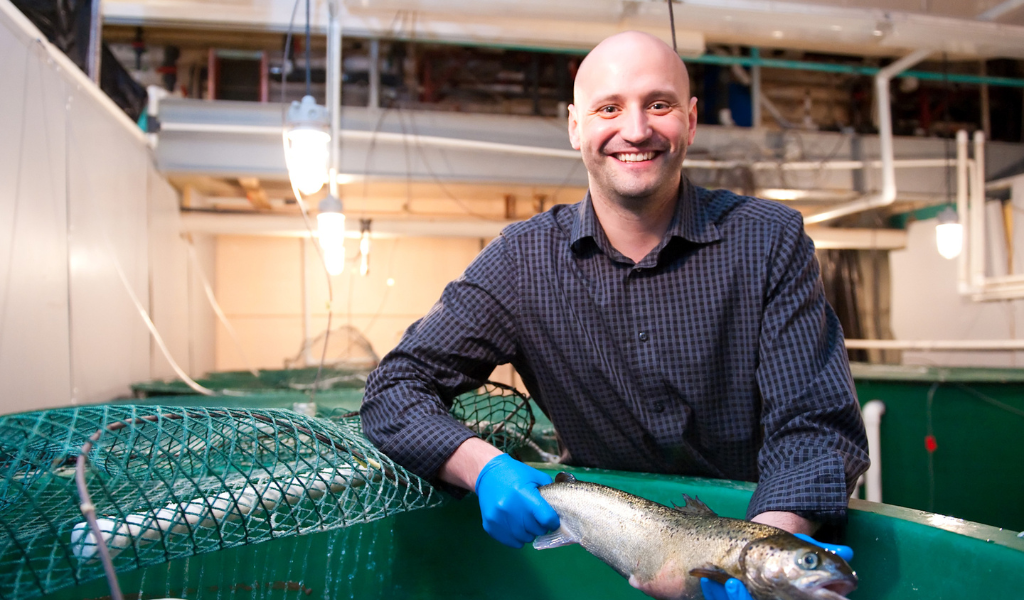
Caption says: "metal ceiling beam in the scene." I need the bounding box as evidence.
[179,210,908,249]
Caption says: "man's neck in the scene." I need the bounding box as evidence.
[590,184,680,264]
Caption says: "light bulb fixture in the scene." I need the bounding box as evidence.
[935,205,963,260]
[359,219,371,277]
[317,194,346,275]
[323,246,346,276]
[284,95,330,196]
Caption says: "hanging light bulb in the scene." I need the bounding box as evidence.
[359,219,371,277]
[317,194,346,275]
[284,95,330,196]
[935,205,963,260]
[322,246,346,276]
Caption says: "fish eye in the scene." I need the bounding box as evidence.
[796,551,820,570]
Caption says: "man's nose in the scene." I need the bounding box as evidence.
[619,108,652,144]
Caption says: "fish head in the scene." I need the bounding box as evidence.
[739,534,857,600]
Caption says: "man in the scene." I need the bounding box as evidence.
[362,31,869,599]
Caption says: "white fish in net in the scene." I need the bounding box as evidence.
[70,465,374,561]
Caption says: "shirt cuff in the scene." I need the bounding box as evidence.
[746,452,851,524]
[375,412,479,486]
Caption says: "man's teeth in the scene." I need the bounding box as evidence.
[615,152,655,162]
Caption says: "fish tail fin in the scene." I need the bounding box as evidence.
[532,525,579,550]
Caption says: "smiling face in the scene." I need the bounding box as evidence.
[569,32,698,209]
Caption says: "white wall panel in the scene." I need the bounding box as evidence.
[66,96,152,403]
[147,172,191,379]
[891,219,1024,367]
[0,3,209,411]
[0,25,73,413]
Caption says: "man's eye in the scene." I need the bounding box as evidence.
[599,106,619,114]
[650,102,670,110]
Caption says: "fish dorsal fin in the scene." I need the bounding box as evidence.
[554,472,577,484]
[671,494,718,517]
[688,566,731,585]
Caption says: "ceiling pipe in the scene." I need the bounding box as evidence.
[327,0,342,198]
[178,211,905,248]
[87,0,103,83]
[977,0,1024,22]
[803,49,931,225]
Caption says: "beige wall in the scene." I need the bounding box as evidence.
[214,235,487,371]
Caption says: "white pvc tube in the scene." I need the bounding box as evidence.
[845,339,1024,351]
[804,49,932,225]
[861,400,886,503]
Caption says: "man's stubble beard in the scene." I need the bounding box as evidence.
[585,138,689,211]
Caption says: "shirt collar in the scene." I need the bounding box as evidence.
[569,177,721,255]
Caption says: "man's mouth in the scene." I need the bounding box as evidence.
[612,151,658,163]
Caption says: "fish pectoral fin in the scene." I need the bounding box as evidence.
[532,525,579,550]
[688,566,732,585]
[671,494,718,517]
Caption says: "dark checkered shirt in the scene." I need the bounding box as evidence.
[362,179,870,523]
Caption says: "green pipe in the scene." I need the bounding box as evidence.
[686,51,1024,88]
[364,35,1024,89]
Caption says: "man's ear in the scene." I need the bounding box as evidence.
[686,97,698,146]
[567,104,581,151]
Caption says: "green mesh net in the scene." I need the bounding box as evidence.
[0,406,441,600]
[131,368,371,397]
[0,383,537,600]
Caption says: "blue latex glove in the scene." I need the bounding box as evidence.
[795,533,855,562]
[699,536,853,599]
[700,577,753,600]
[474,454,560,548]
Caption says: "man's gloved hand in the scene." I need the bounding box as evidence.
[699,536,854,600]
[794,533,855,562]
[474,454,560,548]
[700,577,753,600]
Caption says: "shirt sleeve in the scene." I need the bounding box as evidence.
[748,213,870,524]
[361,235,520,483]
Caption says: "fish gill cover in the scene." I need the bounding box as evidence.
[0,383,535,599]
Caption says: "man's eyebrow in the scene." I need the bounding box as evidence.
[586,93,624,108]
[587,88,684,108]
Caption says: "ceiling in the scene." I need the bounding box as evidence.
[101,0,1024,59]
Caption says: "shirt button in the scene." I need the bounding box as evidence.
[652,401,665,412]
[638,331,649,342]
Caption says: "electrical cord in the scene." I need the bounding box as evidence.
[666,0,677,53]
[281,0,302,103]
[305,0,312,97]
[186,239,259,378]
[288,176,334,401]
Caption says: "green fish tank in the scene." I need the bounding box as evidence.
[35,466,1024,600]
[39,370,1011,600]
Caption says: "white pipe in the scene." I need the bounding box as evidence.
[804,49,931,225]
[977,0,1024,21]
[301,239,313,365]
[87,0,103,83]
[368,38,380,110]
[971,131,987,290]
[845,339,1024,350]
[957,130,972,295]
[327,0,342,198]
[861,400,885,503]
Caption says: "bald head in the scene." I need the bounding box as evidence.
[574,31,690,108]
[566,30,699,213]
